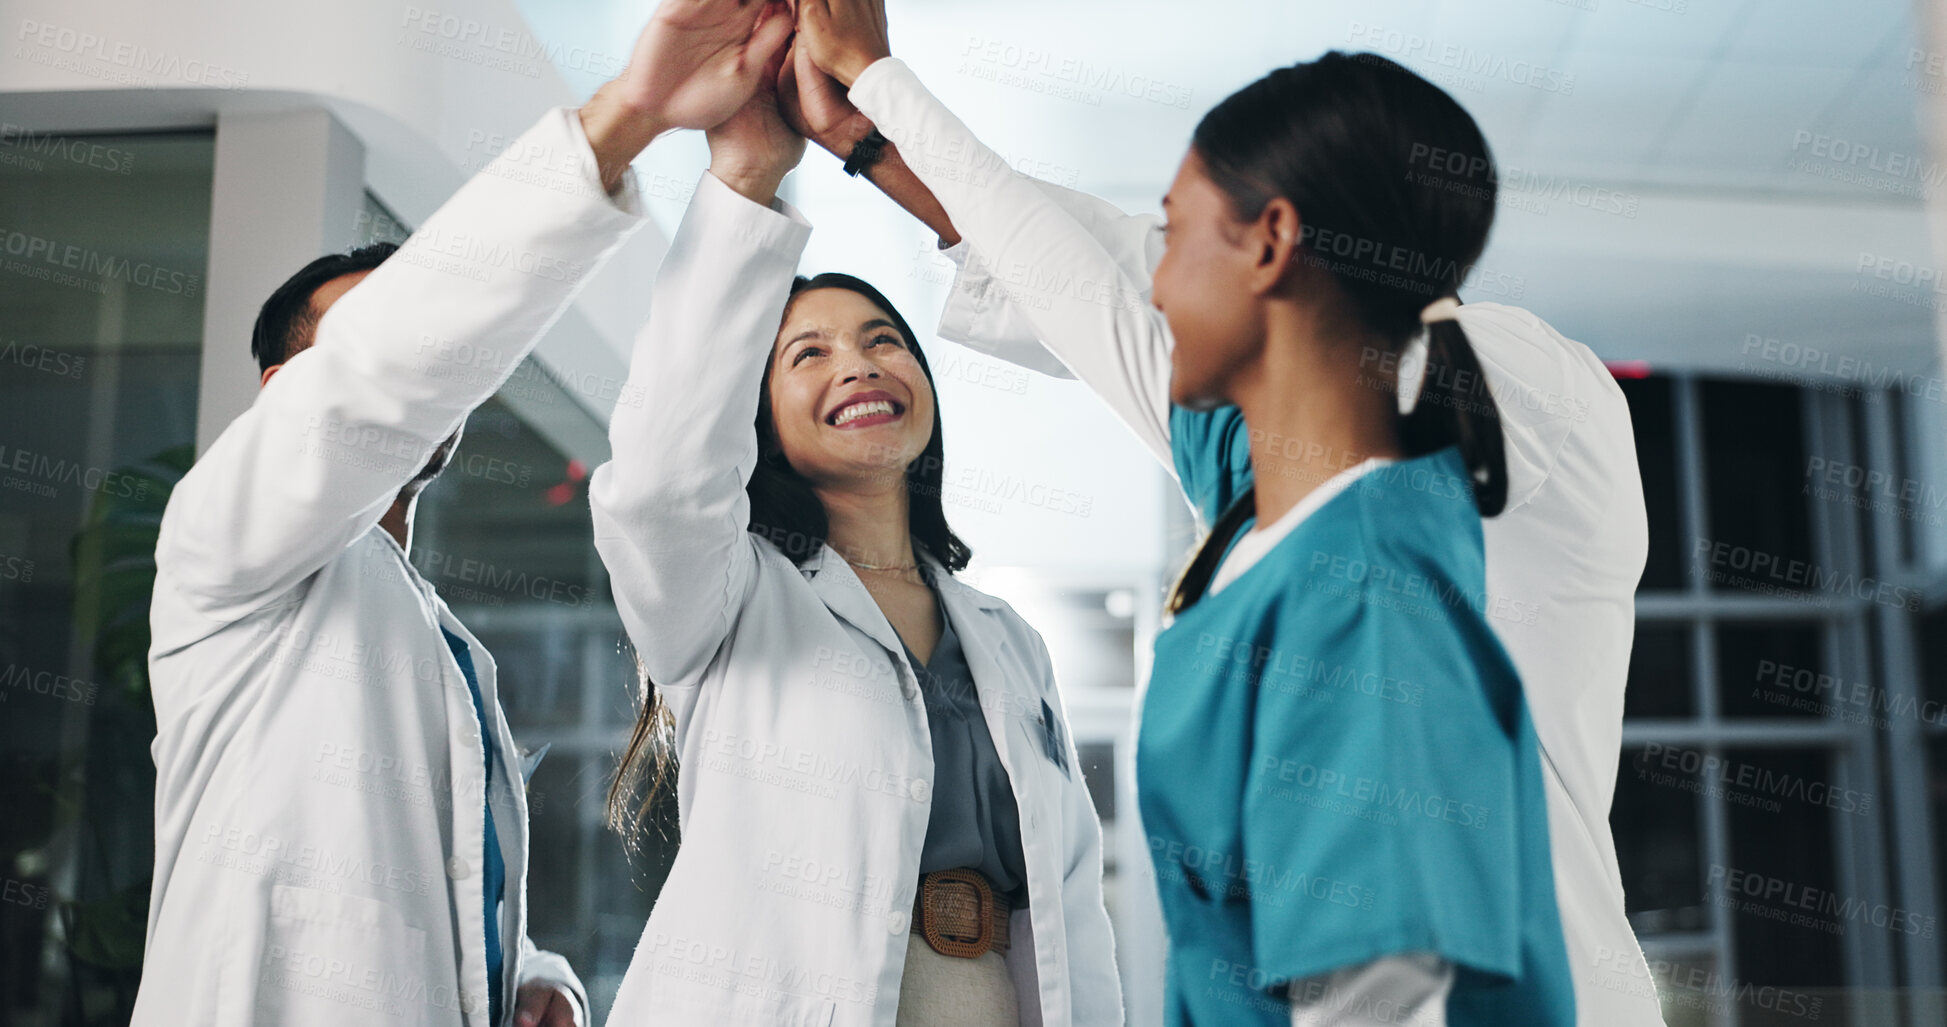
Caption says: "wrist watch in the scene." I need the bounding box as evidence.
[843,128,889,177]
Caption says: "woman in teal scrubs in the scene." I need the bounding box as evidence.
[795,5,1576,1022]
[1119,56,1574,1026]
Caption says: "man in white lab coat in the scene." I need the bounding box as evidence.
[131,2,797,1024]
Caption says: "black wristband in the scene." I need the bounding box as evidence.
[842,128,889,177]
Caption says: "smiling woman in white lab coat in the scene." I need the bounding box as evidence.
[589,77,1120,1027]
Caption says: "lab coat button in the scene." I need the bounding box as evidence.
[887,911,908,934]
[447,857,471,879]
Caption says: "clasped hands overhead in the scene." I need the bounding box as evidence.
[579,0,898,204]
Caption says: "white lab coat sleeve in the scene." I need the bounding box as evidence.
[933,179,1163,380]
[1287,954,1453,1027]
[850,58,1175,469]
[1026,627,1124,1024]
[517,935,590,1023]
[1449,304,1582,514]
[155,107,643,623]
[588,172,812,687]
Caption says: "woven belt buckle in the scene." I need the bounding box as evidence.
[920,868,994,959]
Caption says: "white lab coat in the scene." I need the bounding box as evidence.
[848,57,1665,1026]
[135,108,642,1026]
[590,171,1123,1027]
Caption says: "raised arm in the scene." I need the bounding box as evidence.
[775,37,965,249]
[155,0,795,622]
[793,2,1177,466]
[589,83,813,688]
[155,109,645,619]
[931,182,1165,409]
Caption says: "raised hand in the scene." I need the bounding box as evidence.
[796,0,891,88]
[776,36,870,154]
[706,35,806,205]
[580,0,796,190]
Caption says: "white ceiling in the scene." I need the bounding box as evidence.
[520,0,1935,372]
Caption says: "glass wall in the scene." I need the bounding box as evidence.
[1613,373,1926,1027]
[0,129,213,1026]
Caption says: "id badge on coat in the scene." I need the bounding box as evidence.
[1037,699,1071,779]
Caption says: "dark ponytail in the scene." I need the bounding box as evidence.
[1191,51,1508,516]
[1403,319,1507,515]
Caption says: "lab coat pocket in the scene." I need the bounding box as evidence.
[257,885,430,1024]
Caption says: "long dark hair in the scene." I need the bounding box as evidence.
[607,646,675,846]
[608,272,971,839]
[1192,50,1508,515]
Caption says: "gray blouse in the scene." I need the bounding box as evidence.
[902,583,1029,902]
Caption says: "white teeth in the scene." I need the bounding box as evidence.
[833,399,896,426]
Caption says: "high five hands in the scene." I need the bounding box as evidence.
[708,0,896,203]
[579,0,894,204]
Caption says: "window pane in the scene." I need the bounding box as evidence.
[413,397,607,726]
[1717,622,1824,720]
[525,751,591,949]
[1643,950,1719,1027]
[1928,738,1947,989]
[1720,748,1847,991]
[1920,602,1947,712]
[1697,381,1815,595]
[1625,625,1694,719]
[0,130,213,1025]
[1614,747,1707,934]
[527,751,666,1020]
[1617,376,1684,590]
[1886,390,1920,567]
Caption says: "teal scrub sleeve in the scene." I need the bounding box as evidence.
[1238,514,1527,988]
[1170,405,1254,525]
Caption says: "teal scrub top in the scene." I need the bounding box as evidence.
[1135,404,1575,1027]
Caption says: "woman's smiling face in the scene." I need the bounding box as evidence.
[767,286,936,491]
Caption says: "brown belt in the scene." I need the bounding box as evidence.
[911,868,1011,958]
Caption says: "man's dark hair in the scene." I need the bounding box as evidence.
[249,243,398,376]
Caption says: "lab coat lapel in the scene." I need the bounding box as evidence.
[418,565,528,1013]
[802,545,906,658]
